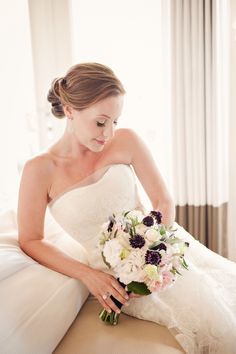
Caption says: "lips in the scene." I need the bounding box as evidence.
[96,139,106,145]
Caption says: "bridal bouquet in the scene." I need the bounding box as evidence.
[97,210,189,325]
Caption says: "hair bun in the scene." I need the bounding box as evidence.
[47,78,65,118]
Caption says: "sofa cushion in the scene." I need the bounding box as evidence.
[53,296,184,354]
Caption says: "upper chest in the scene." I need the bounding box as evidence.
[48,137,132,201]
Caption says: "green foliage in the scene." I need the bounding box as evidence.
[101,252,111,269]
[127,281,151,295]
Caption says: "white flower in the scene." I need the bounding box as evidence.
[144,264,162,281]
[172,256,181,269]
[114,248,146,284]
[145,229,160,242]
[98,230,111,250]
[125,210,144,222]
[103,239,123,268]
[116,231,131,249]
[135,224,148,235]
[101,221,110,231]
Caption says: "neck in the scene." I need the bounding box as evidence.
[49,133,98,163]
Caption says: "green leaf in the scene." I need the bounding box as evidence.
[171,267,182,276]
[160,226,166,235]
[101,252,111,269]
[127,281,151,295]
[149,241,161,250]
[181,257,189,270]
[160,237,167,242]
[168,237,182,245]
[124,210,131,217]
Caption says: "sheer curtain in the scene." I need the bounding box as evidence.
[169,0,231,257]
[0,0,37,211]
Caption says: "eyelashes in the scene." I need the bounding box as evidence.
[96,121,118,127]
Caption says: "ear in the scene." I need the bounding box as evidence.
[63,104,74,118]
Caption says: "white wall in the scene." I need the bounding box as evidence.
[70,0,172,207]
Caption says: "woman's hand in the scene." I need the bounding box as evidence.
[80,266,130,314]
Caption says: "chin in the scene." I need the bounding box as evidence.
[89,142,105,152]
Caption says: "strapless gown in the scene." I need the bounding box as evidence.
[49,163,236,354]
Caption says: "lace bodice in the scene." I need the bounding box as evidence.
[49,164,145,271]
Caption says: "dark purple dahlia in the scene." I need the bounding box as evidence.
[129,234,145,248]
[152,242,167,252]
[150,210,162,224]
[107,216,116,232]
[145,250,162,265]
[142,216,154,227]
[107,220,114,232]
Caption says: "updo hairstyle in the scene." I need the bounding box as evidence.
[47,62,126,118]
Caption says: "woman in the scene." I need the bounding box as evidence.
[18,62,236,354]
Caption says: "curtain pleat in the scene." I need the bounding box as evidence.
[176,204,228,257]
[170,0,229,256]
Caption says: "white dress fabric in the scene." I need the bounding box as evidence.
[49,163,236,354]
[0,209,89,354]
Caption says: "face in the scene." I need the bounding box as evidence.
[65,95,124,152]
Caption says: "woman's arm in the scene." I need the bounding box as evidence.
[18,156,128,313]
[118,128,175,227]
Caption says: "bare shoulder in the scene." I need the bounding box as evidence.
[112,128,146,160]
[20,153,55,197]
[114,128,143,147]
[109,128,142,161]
[114,127,139,141]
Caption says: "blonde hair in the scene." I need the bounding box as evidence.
[47,62,126,118]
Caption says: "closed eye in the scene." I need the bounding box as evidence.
[96,121,118,127]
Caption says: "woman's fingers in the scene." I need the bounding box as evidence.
[105,296,121,313]
[111,281,129,301]
[98,296,112,313]
[98,294,120,313]
[109,288,128,305]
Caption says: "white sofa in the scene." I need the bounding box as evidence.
[0,208,184,354]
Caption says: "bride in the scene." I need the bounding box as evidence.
[18,62,236,354]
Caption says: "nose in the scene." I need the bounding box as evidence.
[103,123,115,140]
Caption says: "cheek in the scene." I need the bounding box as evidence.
[77,120,97,137]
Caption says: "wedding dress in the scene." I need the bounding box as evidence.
[49,163,236,354]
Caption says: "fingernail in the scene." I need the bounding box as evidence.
[125,286,128,291]
[125,295,129,299]
[124,302,130,307]
[117,310,121,314]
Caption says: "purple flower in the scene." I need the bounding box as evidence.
[107,220,114,232]
[142,216,154,227]
[150,211,162,224]
[107,215,116,232]
[152,242,167,252]
[129,234,145,248]
[145,250,162,265]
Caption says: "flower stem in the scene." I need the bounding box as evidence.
[98,278,130,325]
